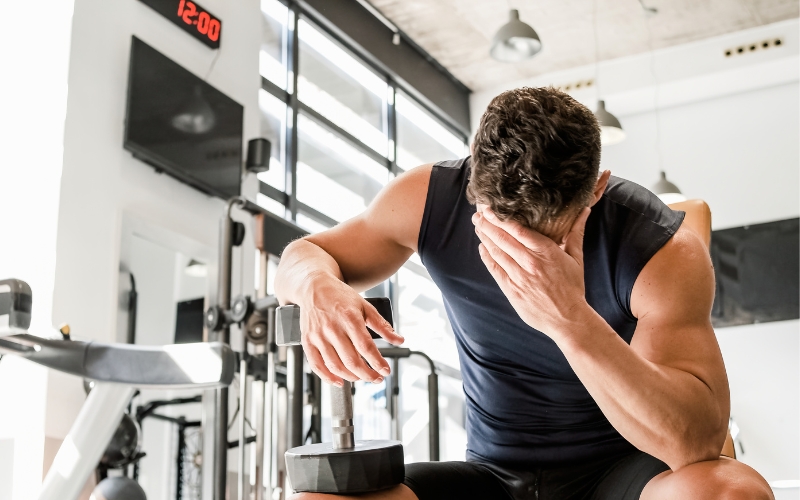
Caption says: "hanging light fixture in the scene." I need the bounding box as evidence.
[591,0,624,145]
[490,9,542,63]
[652,171,686,204]
[595,100,626,145]
[185,259,208,278]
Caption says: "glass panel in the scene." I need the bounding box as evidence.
[395,264,466,461]
[257,90,287,191]
[259,0,289,90]
[296,114,389,223]
[298,19,388,157]
[296,212,330,234]
[256,192,285,217]
[396,91,467,170]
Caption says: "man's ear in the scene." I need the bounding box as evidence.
[590,170,611,206]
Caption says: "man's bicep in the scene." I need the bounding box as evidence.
[629,228,726,391]
[304,164,432,291]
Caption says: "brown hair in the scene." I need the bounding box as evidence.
[466,87,601,229]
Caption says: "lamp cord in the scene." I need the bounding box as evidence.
[642,7,664,173]
[593,0,601,98]
[204,49,222,81]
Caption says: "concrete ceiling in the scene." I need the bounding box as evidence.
[369,0,799,91]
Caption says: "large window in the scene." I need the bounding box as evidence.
[258,0,469,462]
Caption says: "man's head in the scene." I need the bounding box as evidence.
[467,87,606,243]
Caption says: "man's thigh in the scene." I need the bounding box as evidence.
[640,457,773,500]
[403,461,512,500]
[584,451,670,500]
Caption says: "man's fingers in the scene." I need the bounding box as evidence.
[478,243,512,291]
[564,208,591,261]
[476,228,523,278]
[304,343,342,386]
[349,325,391,378]
[477,209,553,251]
[472,212,533,266]
[315,340,359,383]
[329,332,383,382]
[363,301,404,346]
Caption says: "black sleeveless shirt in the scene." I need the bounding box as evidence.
[417,157,684,467]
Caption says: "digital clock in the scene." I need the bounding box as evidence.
[139,0,222,49]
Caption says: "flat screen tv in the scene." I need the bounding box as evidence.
[124,36,243,199]
[711,218,799,327]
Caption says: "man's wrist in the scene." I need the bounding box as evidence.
[296,270,340,306]
[552,300,606,352]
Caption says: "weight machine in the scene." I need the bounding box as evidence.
[0,195,442,500]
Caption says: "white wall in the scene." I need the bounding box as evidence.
[42,0,264,494]
[0,1,74,499]
[470,18,800,492]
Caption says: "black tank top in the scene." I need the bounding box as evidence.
[417,157,684,467]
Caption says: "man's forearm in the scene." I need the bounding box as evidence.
[555,305,726,470]
[274,239,343,306]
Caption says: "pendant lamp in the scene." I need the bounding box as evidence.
[652,171,686,204]
[490,10,542,63]
[594,100,626,145]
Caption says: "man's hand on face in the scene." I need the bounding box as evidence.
[472,207,592,340]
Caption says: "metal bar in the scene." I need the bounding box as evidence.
[298,102,391,168]
[252,360,266,500]
[387,83,398,172]
[275,383,288,500]
[330,381,355,449]
[390,357,400,441]
[296,201,339,228]
[177,423,186,500]
[213,199,238,500]
[254,251,269,500]
[428,373,439,461]
[286,345,304,448]
[409,351,440,461]
[259,182,290,206]
[265,311,277,500]
[286,0,301,220]
[261,76,291,103]
[39,383,135,500]
[238,353,248,500]
[310,374,322,443]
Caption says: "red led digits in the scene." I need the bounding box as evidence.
[197,11,210,34]
[181,1,196,24]
[208,19,220,42]
[146,0,220,47]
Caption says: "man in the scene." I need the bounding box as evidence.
[275,87,772,499]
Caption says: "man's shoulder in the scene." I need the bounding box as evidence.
[602,175,683,234]
[432,156,471,171]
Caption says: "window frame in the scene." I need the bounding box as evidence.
[258,0,468,227]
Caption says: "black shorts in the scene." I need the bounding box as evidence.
[403,451,669,500]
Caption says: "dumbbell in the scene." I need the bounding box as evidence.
[276,297,405,494]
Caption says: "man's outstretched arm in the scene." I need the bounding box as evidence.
[274,165,431,387]
[473,208,729,471]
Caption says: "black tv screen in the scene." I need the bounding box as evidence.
[711,218,799,327]
[124,36,243,199]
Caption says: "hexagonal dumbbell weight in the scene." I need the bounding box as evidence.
[276,297,405,494]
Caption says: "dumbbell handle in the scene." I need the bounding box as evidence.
[331,381,355,449]
[275,298,394,450]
